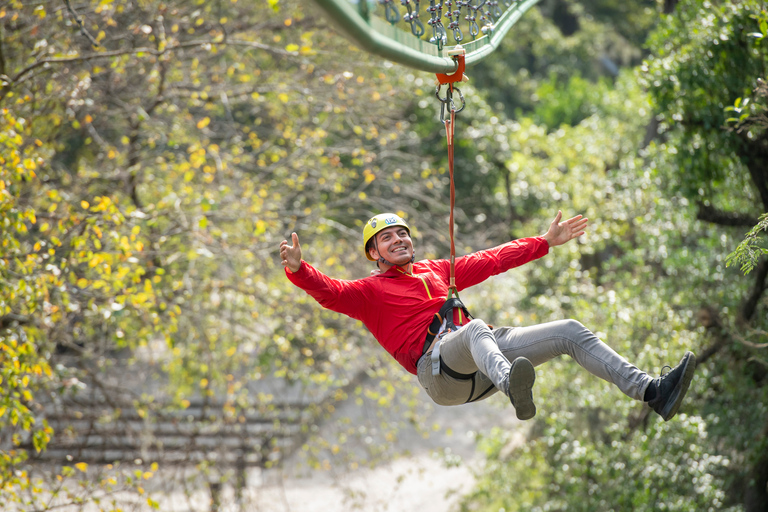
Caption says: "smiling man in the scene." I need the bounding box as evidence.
[279,213,696,421]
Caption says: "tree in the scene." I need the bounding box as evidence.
[460,0,768,510]
[0,0,470,508]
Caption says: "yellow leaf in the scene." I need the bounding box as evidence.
[81,200,90,209]
[75,462,88,472]
[84,114,93,124]
[285,43,299,52]
[278,93,289,103]
[200,378,209,388]
[196,117,210,129]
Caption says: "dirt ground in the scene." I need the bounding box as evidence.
[247,385,524,512]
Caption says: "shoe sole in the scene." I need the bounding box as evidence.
[508,357,536,421]
[660,351,697,421]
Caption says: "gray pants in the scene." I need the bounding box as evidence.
[416,318,653,406]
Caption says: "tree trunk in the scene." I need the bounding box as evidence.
[744,416,768,512]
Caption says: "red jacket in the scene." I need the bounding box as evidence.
[285,236,549,374]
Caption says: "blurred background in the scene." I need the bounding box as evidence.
[1,0,766,510]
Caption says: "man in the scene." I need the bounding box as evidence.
[279,212,696,421]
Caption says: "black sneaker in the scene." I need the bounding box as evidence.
[648,351,697,421]
[507,357,536,420]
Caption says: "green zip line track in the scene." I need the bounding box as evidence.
[311,0,543,73]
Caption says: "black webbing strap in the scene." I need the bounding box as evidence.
[439,354,475,380]
[422,297,473,355]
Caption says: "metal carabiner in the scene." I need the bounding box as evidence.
[450,86,466,114]
[436,84,451,122]
[405,13,426,36]
[452,25,464,42]
[384,1,400,24]
[436,85,465,122]
[413,18,426,36]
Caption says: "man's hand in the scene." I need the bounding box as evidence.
[543,211,588,247]
[279,232,302,273]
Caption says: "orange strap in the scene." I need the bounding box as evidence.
[446,101,457,295]
[436,50,465,299]
[437,47,465,297]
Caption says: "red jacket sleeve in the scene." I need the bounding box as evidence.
[454,236,549,290]
[284,261,370,321]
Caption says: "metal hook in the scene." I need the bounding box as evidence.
[384,2,400,23]
[450,86,465,114]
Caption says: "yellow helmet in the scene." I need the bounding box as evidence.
[362,213,410,261]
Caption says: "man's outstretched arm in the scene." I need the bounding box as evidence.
[542,211,588,247]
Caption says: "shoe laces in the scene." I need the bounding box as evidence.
[660,365,672,377]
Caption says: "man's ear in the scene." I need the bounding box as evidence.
[368,246,379,261]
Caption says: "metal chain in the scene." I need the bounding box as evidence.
[402,0,425,36]
[464,0,485,37]
[485,0,502,21]
[379,0,400,24]
[427,0,447,49]
[377,0,510,45]
[443,0,464,42]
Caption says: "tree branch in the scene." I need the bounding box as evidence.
[0,313,32,329]
[741,257,768,322]
[696,202,758,227]
[0,38,299,103]
[63,0,100,48]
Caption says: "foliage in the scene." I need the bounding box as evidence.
[640,0,768,210]
[726,213,768,274]
[532,72,613,128]
[0,0,457,508]
[459,0,768,511]
[468,415,734,512]
[471,0,651,118]
[1,0,767,509]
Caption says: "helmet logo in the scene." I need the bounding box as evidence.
[370,219,377,228]
[384,217,398,225]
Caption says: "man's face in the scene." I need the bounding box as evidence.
[370,226,413,265]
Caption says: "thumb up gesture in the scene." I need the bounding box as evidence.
[279,232,302,273]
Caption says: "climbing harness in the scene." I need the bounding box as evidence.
[423,297,472,355]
